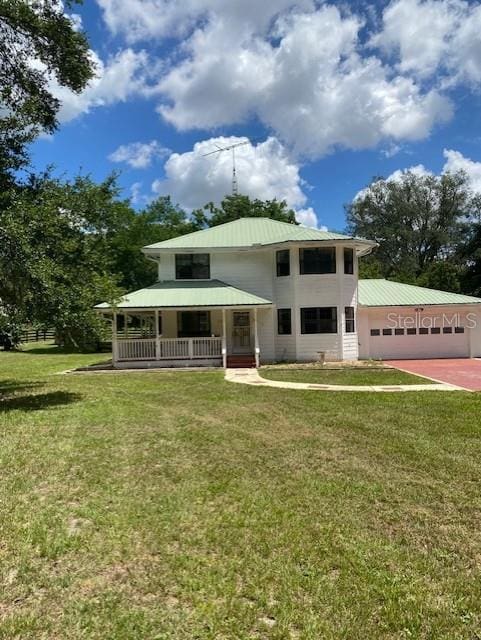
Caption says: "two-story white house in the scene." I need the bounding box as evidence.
[96,217,481,367]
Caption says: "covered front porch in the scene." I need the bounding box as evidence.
[95,280,273,369]
[112,307,264,368]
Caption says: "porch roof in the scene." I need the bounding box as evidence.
[95,280,272,310]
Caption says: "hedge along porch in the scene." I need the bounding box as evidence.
[95,280,273,368]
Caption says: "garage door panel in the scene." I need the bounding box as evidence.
[369,331,469,360]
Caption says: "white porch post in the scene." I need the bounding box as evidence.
[112,311,118,364]
[222,308,227,369]
[155,309,160,360]
[254,307,260,368]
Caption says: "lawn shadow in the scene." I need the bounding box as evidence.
[0,390,82,412]
[0,379,43,395]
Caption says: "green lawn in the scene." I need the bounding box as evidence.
[260,367,434,386]
[1,345,481,639]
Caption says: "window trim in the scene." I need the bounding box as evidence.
[276,249,290,277]
[277,308,292,335]
[177,310,211,338]
[299,247,337,275]
[345,307,355,333]
[175,253,210,280]
[344,248,354,275]
[300,307,338,334]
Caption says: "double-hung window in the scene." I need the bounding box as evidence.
[175,254,210,279]
[177,311,211,337]
[300,307,337,334]
[276,250,290,277]
[277,309,292,335]
[344,248,354,275]
[345,307,355,333]
[299,248,336,274]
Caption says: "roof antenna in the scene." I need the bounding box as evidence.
[202,139,251,195]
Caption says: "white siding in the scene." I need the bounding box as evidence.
[155,243,362,362]
[358,306,479,360]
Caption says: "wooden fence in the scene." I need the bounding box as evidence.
[20,329,55,343]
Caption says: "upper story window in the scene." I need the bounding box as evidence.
[344,248,354,275]
[299,247,336,274]
[276,249,290,277]
[175,253,210,280]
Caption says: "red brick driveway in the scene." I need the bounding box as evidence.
[386,359,481,391]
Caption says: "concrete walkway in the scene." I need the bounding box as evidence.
[225,368,465,392]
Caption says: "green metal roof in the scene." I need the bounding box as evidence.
[95,280,272,310]
[358,279,481,307]
[143,217,375,252]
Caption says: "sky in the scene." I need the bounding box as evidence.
[31,0,481,231]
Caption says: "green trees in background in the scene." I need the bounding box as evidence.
[346,170,481,293]
[0,0,94,188]
[193,194,297,227]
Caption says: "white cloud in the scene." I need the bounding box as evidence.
[130,182,143,204]
[152,136,308,211]
[354,149,481,202]
[354,164,430,200]
[296,207,324,229]
[48,49,152,123]
[373,0,481,85]
[96,0,313,43]
[156,5,452,158]
[385,164,431,182]
[109,140,170,168]
[443,149,481,193]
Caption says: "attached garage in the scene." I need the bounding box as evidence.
[357,279,481,360]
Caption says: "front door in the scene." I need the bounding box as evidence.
[232,311,252,354]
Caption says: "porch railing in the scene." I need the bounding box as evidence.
[116,337,223,362]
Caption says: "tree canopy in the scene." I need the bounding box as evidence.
[0,0,94,186]
[346,170,478,291]
[193,194,297,227]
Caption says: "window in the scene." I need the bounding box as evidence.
[455,326,465,334]
[431,327,441,334]
[277,309,292,335]
[177,311,211,337]
[395,328,404,336]
[370,329,380,336]
[300,307,337,334]
[299,247,336,274]
[276,250,290,277]
[407,328,417,335]
[345,307,355,333]
[443,326,453,334]
[175,253,210,279]
[344,248,354,275]
[382,328,392,336]
[419,327,429,335]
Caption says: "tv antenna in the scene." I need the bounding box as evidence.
[202,139,251,195]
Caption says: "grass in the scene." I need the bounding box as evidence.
[259,367,435,385]
[1,344,481,639]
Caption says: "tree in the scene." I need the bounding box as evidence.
[0,172,124,349]
[108,196,202,291]
[346,170,474,289]
[193,194,297,227]
[0,0,94,185]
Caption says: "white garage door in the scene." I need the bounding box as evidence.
[369,327,469,360]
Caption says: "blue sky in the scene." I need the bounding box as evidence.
[31,0,481,231]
